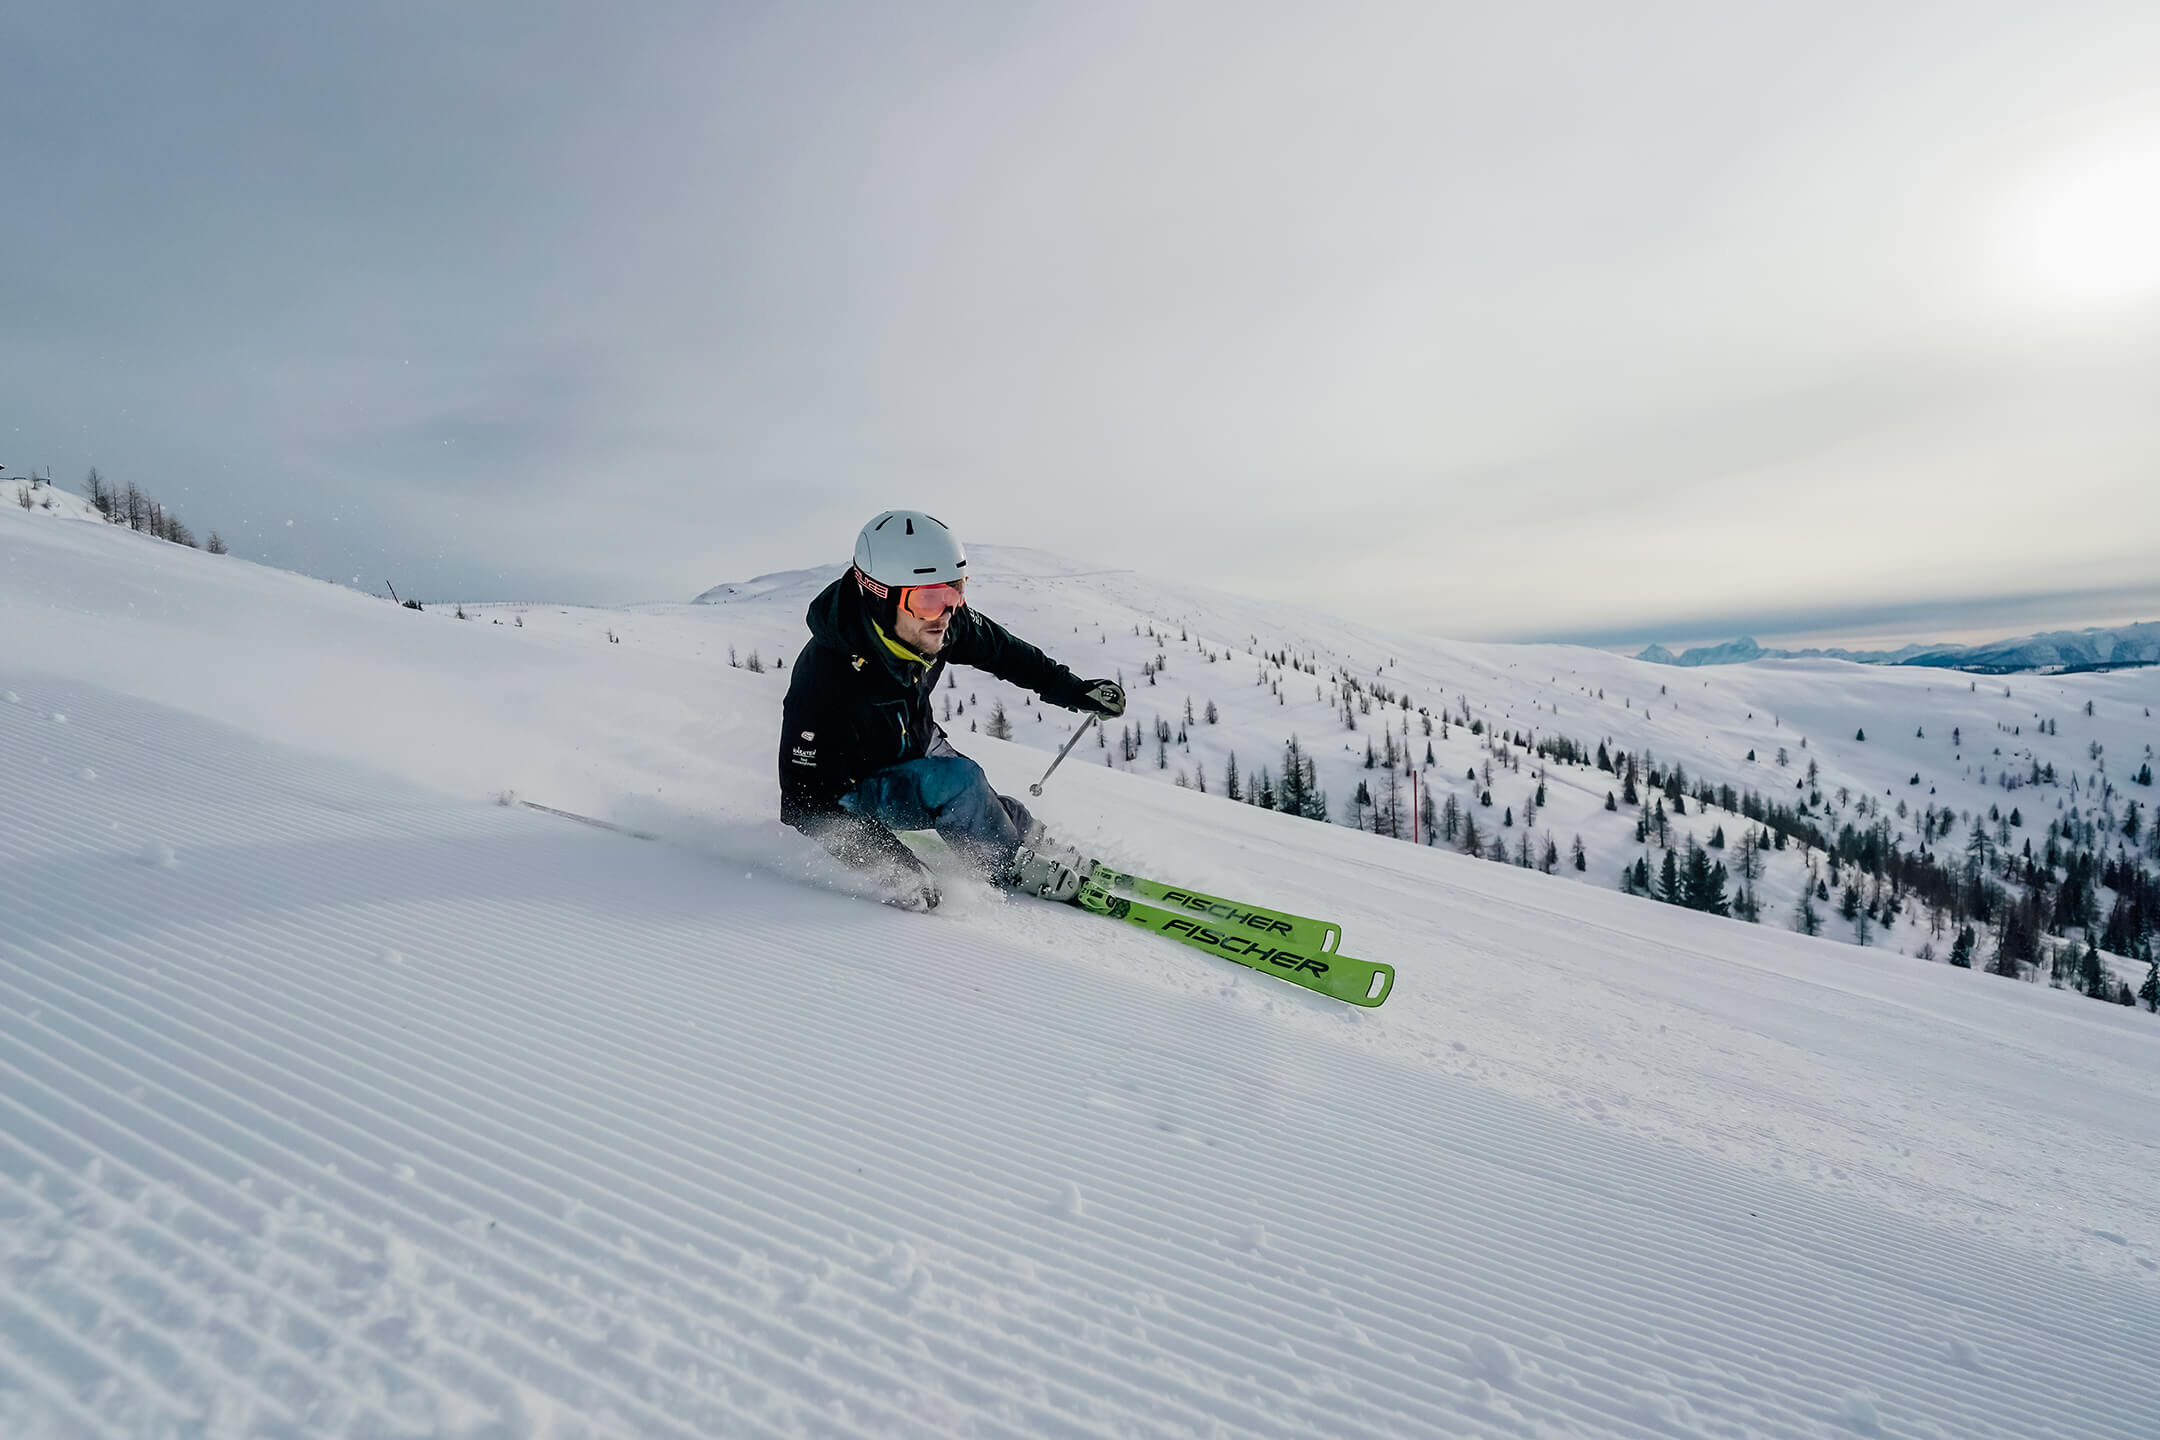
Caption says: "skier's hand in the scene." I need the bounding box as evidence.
[881,870,942,913]
[1075,679,1126,718]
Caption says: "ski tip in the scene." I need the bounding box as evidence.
[1355,964,1395,1007]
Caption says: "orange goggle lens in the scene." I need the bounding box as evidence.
[900,580,966,619]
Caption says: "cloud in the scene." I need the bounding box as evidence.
[4,1,2157,636]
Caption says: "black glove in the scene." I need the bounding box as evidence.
[1074,679,1126,718]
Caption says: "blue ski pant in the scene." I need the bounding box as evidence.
[840,753,1037,875]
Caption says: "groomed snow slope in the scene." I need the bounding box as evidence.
[4,509,2157,1438]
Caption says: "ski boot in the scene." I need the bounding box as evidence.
[1001,841,1091,903]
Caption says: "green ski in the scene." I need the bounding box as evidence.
[1075,872,1394,1008]
[1085,865,1342,956]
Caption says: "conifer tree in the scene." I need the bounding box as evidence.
[1676,842,1715,911]
[1224,751,1241,802]
[2078,939,2104,997]
[1657,849,1681,905]
[1947,925,1975,967]
[1278,737,1309,817]
[1700,857,1731,916]
[1571,834,1586,871]
[1797,892,1823,936]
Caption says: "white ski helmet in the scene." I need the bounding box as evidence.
[853,510,966,590]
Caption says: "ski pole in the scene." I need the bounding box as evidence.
[1030,714,1100,796]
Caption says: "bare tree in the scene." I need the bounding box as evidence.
[84,467,116,519]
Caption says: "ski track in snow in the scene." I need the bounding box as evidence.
[3,677,2156,1438]
[5,513,2160,1436]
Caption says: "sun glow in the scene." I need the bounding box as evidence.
[2003,135,2160,309]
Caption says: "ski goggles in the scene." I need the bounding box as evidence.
[899,579,967,620]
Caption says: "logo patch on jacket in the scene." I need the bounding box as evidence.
[800,730,815,740]
[790,743,818,766]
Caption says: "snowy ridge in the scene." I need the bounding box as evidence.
[4,508,2159,1436]
[1636,626,2160,672]
[5,478,104,526]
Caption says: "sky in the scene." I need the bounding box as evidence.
[6,1,2159,647]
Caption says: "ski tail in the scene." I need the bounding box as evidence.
[1087,865,1341,956]
[1077,875,1393,1007]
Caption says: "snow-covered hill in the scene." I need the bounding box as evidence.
[4,507,2157,1437]
[683,548,2160,984]
[6,475,104,525]
[1902,622,2160,673]
[1637,625,2160,673]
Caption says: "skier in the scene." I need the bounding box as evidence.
[780,510,1126,911]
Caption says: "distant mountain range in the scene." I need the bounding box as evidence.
[1636,621,2160,673]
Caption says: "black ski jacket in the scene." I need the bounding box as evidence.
[779,574,1091,876]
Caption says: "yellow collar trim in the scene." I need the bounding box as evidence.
[870,618,931,669]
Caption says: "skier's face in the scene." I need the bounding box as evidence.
[892,599,951,655]
[892,580,963,655]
